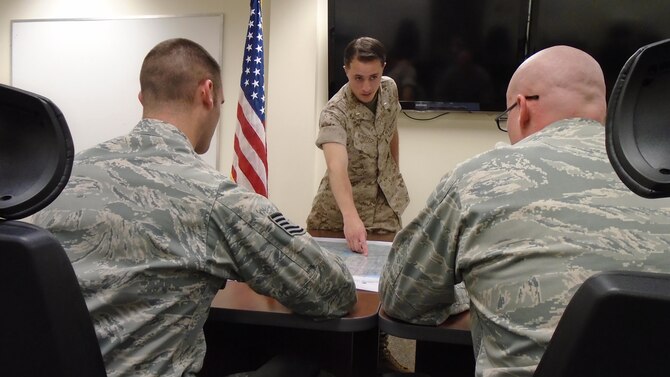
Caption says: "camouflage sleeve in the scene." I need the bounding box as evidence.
[379,175,470,325]
[315,103,347,149]
[208,183,357,318]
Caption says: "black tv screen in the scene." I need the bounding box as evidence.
[528,0,670,100]
[328,0,530,112]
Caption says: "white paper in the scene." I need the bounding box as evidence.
[315,237,391,292]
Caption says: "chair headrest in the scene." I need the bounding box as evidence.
[606,38,670,198]
[0,84,74,220]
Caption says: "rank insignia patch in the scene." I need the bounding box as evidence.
[269,212,306,236]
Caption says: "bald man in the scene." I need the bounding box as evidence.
[380,45,670,376]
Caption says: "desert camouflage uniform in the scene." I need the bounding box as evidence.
[379,118,670,377]
[33,119,357,377]
[306,76,409,233]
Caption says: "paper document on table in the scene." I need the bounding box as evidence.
[315,237,391,292]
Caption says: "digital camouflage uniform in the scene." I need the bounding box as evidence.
[306,76,409,233]
[33,119,357,377]
[379,119,670,377]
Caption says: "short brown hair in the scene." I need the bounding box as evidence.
[140,38,222,106]
[343,37,386,67]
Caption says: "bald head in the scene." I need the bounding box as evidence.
[506,46,607,143]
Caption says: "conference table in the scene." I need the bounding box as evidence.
[200,230,474,377]
[378,309,474,376]
[201,281,380,377]
[200,231,389,377]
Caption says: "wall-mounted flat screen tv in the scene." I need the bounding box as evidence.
[328,0,530,112]
[528,0,670,100]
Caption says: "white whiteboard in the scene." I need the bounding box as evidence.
[11,15,223,168]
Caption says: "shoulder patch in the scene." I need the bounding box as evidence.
[269,212,306,236]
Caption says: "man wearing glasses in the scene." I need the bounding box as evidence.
[380,45,670,376]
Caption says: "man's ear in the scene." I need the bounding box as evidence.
[517,94,531,131]
[200,79,215,109]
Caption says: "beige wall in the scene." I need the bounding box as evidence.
[0,0,508,227]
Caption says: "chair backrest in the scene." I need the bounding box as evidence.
[0,84,107,377]
[533,271,670,377]
[0,84,74,219]
[606,38,670,198]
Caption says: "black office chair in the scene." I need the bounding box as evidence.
[534,39,670,377]
[533,271,670,377]
[0,84,107,377]
[606,38,670,198]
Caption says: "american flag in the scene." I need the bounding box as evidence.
[231,0,268,197]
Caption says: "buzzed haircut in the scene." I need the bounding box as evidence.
[140,38,222,106]
[343,37,387,67]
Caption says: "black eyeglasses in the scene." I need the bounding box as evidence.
[495,95,540,132]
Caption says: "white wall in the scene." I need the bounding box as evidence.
[0,0,508,227]
[398,113,507,225]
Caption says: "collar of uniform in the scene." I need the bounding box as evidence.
[133,118,192,145]
[520,118,604,146]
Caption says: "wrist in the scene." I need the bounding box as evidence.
[341,211,360,224]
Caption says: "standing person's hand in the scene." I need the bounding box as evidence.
[344,215,368,255]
